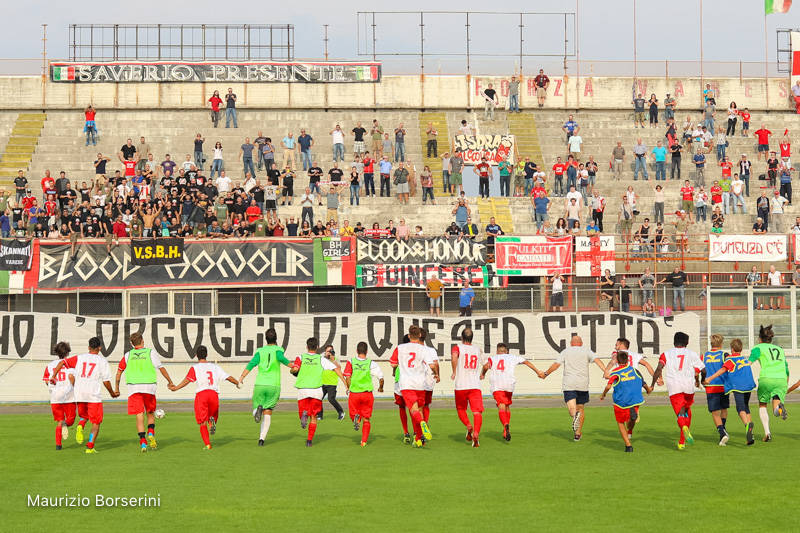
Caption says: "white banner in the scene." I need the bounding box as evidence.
[452,134,515,165]
[708,234,788,262]
[0,311,700,362]
[575,236,616,276]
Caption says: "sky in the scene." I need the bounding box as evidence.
[5,0,800,75]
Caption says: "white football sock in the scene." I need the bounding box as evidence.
[759,407,770,436]
[259,414,271,440]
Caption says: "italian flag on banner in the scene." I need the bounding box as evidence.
[52,66,75,81]
[0,270,26,294]
[765,0,792,13]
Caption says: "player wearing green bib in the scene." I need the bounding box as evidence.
[239,328,292,446]
[749,325,789,442]
[343,342,385,447]
[290,337,346,447]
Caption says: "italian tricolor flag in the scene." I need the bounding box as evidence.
[766,0,792,13]
[52,66,75,81]
[0,270,26,294]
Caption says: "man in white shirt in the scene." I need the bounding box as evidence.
[389,325,434,447]
[300,187,315,227]
[481,342,545,441]
[650,331,704,450]
[451,327,485,447]
[216,171,232,195]
[542,335,607,441]
[568,134,583,158]
[768,265,784,310]
[770,190,789,233]
[330,125,346,162]
[730,174,746,213]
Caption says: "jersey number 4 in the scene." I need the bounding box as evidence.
[80,362,96,378]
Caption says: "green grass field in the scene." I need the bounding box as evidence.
[3,403,800,532]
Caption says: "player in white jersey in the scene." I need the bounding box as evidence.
[390,325,435,447]
[42,341,78,450]
[419,328,440,424]
[169,345,240,449]
[650,331,705,450]
[50,337,117,454]
[481,343,545,441]
[451,327,485,447]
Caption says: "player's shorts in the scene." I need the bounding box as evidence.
[51,402,76,424]
[127,393,156,415]
[706,391,730,412]
[493,390,513,406]
[757,377,788,404]
[348,391,374,420]
[400,389,426,409]
[563,390,590,405]
[77,402,103,424]
[194,389,220,425]
[669,392,695,414]
[424,390,433,406]
[454,389,484,412]
[253,385,280,411]
[394,393,406,407]
[298,398,323,418]
[614,405,639,423]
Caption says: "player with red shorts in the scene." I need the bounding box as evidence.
[50,337,118,454]
[114,332,175,453]
[168,345,239,449]
[390,325,434,448]
[43,341,79,450]
[482,343,545,441]
[651,331,705,450]
[451,327,485,447]
[343,341,385,446]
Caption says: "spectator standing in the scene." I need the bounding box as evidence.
[482,83,499,120]
[393,162,410,204]
[476,157,491,199]
[331,125,346,163]
[532,190,550,232]
[208,90,222,128]
[664,93,676,121]
[648,94,659,127]
[281,132,297,170]
[611,141,626,180]
[351,122,367,156]
[715,126,727,162]
[458,280,475,316]
[779,166,792,205]
[394,124,407,162]
[253,131,267,171]
[639,267,655,306]
[14,171,27,203]
[458,119,474,136]
[498,158,512,197]
[563,114,580,145]
[549,274,565,311]
[379,155,392,197]
[326,184,343,223]
[703,100,715,132]
[632,93,646,128]
[533,69,550,107]
[441,152,452,195]
[730,173,746,213]
[224,88,237,128]
[239,137,256,179]
[260,138,275,171]
[508,75,521,112]
[739,154,752,196]
[362,152,376,198]
[426,275,444,317]
[349,166,361,206]
[633,139,648,180]
[619,278,632,312]
[755,125,772,161]
[300,187,315,227]
[660,267,688,313]
[770,190,789,233]
[420,166,435,205]
[193,133,205,171]
[452,198,470,229]
[210,142,224,179]
[651,141,667,181]
[84,105,97,146]
[756,191,771,231]
[693,150,706,187]
[767,265,784,310]
[425,123,438,158]
[298,129,314,171]
[726,102,738,136]
[136,136,150,173]
[591,190,605,232]
[370,120,383,155]
[669,138,682,180]
[567,131,583,160]
[766,151,779,188]
[381,133,393,161]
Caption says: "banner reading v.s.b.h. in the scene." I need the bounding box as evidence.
[0,311,700,362]
[130,238,184,266]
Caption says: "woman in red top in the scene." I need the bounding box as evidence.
[208,91,223,128]
[84,105,97,146]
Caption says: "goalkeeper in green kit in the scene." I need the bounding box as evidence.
[749,325,789,442]
[239,328,292,446]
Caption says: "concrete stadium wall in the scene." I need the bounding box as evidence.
[0,75,794,111]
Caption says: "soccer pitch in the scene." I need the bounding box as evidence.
[4,404,799,532]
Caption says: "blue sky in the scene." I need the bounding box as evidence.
[5,0,800,75]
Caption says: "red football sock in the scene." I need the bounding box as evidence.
[55,426,62,446]
[423,405,430,423]
[362,420,371,443]
[200,425,211,446]
[398,407,409,434]
[456,408,472,430]
[411,410,424,441]
[473,413,483,436]
[78,418,87,428]
[307,422,317,441]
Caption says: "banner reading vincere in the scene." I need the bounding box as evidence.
[356,264,506,289]
[708,234,788,262]
[357,237,487,265]
[495,236,572,276]
[50,61,381,83]
[0,311,700,362]
[452,134,515,165]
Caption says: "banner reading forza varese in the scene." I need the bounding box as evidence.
[0,311,700,361]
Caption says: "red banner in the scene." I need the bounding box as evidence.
[494,236,572,276]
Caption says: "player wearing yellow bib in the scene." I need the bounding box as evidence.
[239,328,292,446]
[343,342,385,446]
[749,325,789,442]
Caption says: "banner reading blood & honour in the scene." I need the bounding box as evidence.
[708,234,787,262]
[495,236,572,276]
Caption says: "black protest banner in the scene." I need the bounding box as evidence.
[36,239,314,289]
[0,239,33,271]
[130,238,185,266]
[51,62,381,83]
[356,264,504,288]
[356,237,487,266]
[0,312,700,362]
